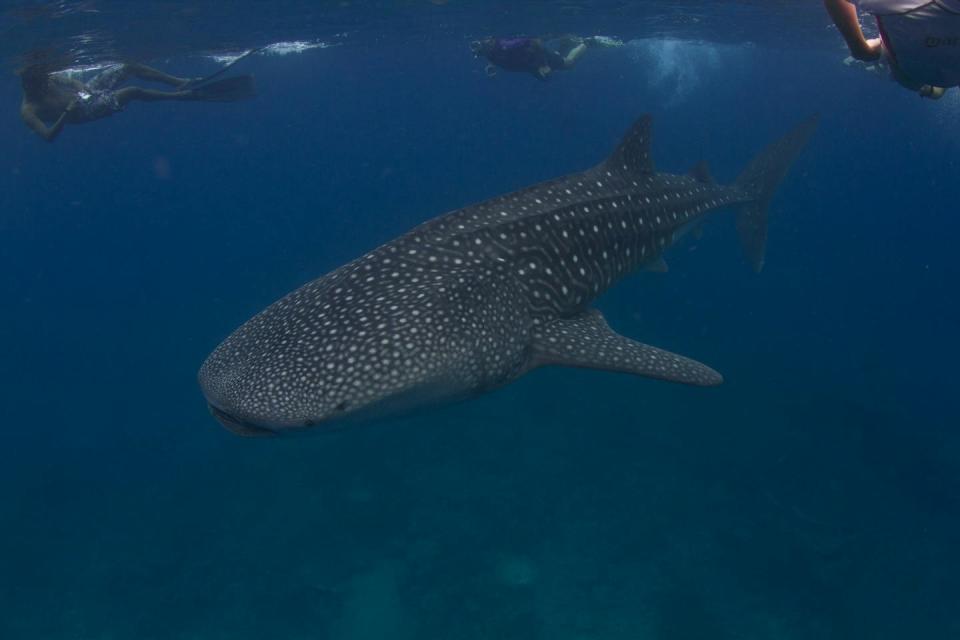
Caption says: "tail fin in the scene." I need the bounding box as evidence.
[734,115,819,272]
[188,75,256,102]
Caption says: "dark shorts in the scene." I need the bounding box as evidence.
[544,48,568,71]
[86,64,127,91]
[70,65,126,121]
[487,38,565,74]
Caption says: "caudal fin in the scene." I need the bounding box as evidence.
[734,115,819,272]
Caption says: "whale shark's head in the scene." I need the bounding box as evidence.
[198,278,472,436]
[197,254,526,436]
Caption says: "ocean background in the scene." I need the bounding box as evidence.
[2,1,959,638]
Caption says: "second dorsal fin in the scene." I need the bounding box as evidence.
[688,160,714,184]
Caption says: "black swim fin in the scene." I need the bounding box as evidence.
[188,75,256,102]
[182,47,264,90]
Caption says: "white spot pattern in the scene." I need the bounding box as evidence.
[199,114,766,434]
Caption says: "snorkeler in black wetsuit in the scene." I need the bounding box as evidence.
[471,36,590,80]
[18,61,256,142]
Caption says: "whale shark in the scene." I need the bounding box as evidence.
[199,114,817,436]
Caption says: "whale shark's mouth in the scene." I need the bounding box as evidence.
[207,404,278,438]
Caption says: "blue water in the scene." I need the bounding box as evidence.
[2,2,959,638]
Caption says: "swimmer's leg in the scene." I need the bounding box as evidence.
[890,67,945,99]
[546,36,589,70]
[561,42,588,68]
[114,86,193,108]
[89,63,188,91]
[115,76,254,107]
[121,63,193,87]
[545,39,588,71]
[552,35,584,51]
[919,85,946,100]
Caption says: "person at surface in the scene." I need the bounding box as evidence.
[18,61,255,142]
[824,0,960,98]
[470,35,621,80]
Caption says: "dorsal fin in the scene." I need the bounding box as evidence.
[605,114,654,175]
[688,160,714,184]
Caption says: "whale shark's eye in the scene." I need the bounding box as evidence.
[335,401,349,413]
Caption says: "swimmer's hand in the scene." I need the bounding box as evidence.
[855,37,883,62]
[40,98,77,142]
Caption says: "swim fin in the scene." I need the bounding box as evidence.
[188,75,256,102]
[181,47,263,90]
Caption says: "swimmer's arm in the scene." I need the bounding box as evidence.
[20,102,68,142]
[824,0,881,61]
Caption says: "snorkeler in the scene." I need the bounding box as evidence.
[824,0,960,99]
[470,35,622,80]
[18,61,256,142]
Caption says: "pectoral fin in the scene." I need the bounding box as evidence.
[531,310,723,386]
